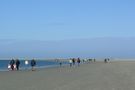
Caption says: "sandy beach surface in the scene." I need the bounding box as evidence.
[0,61,135,90]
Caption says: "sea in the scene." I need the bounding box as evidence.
[0,60,68,71]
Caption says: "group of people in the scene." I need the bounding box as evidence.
[69,58,81,67]
[104,58,110,63]
[9,59,20,71]
[8,58,110,71]
[82,58,96,63]
[8,59,36,71]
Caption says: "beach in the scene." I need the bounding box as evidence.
[0,61,135,90]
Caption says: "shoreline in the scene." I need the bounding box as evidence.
[0,63,69,72]
[0,60,69,72]
[1,60,135,72]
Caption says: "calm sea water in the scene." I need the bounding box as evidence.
[0,60,68,71]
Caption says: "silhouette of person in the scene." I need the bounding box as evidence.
[31,59,36,71]
[72,58,75,66]
[77,58,81,66]
[59,62,62,67]
[10,59,15,71]
[16,59,20,70]
[69,59,73,67]
[104,58,107,63]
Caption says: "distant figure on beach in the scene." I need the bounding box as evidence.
[25,60,29,65]
[107,58,110,62]
[69,59,73,67]
[24,60,29,70]
[16,59,20,70]
[77,58,81,66]
[59,61,62,67]
[72,58,76,66]
[89,59,92,62]
[57,59,62,67]
[9,59,15,70]
[31,59,36,71]
[104,58,107,63]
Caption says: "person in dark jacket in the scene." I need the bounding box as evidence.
[104,58,107,63]
[77,58,81,66]
[31,59,36,71]
[72,58,76,66]
[10,59,15,71]
[16,59,20,70]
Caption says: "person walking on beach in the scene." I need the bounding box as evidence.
[72,58,76,66]
[104,58,107,63]
[9,59,15,71]
[107,58,110,62]
[25,60,29,69]
[16,59,20,70]
[57,59,62,67]
[59,61,62,67]
[77,58,81,66]
[69,59,73,67]
[31,59,36,71]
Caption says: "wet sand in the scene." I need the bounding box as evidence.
[0,61,135,90]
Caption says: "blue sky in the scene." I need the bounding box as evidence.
[0,0,135,58]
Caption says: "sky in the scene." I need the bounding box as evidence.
[0,0,135,59]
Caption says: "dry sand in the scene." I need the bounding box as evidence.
[0,61,135,90]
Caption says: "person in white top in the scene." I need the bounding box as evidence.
[25,60,29,70]
[69,59,73,67]
[25,60,29,65]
